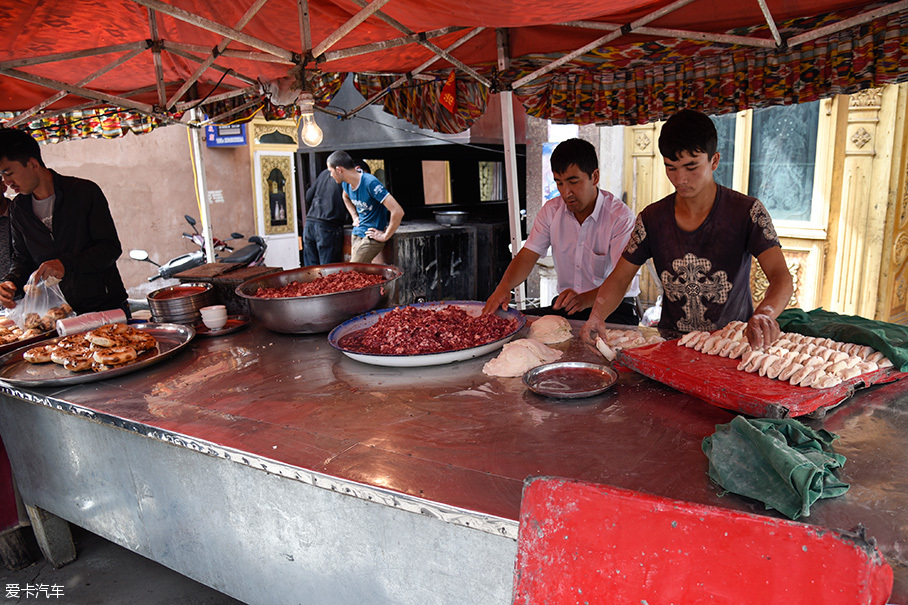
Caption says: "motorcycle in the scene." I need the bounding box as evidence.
[129,215,266,282]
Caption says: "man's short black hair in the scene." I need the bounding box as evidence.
[0,128,44,167]
[658,109,718,161]
[326,150,354,170]
[550,138,598,177]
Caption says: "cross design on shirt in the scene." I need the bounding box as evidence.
[661,253,732,332]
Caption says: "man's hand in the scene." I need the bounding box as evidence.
[33,260,65,282]
[365,227,389,242]
[0,281,17,309]
[745,311,781,350]
[580,313,608,352]
[482,285,512,315]
[553,289,595,315]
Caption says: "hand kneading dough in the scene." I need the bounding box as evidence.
[483,338,563,377]
[527,315,573,344]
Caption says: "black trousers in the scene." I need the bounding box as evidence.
[525,297,639,326]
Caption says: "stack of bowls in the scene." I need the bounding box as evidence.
[199,305,228,330]
[147,283,216,325]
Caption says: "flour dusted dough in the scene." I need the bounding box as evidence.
[482,338,563,377]
[527,315,573,344]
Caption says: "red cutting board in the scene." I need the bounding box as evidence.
[616,340,905,418]
[514,477,894,605]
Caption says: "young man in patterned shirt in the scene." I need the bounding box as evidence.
[582,109,793,350]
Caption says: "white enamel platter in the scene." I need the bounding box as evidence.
[0,322,195,387]
[328,301,525,367]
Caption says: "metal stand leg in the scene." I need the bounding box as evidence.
[24,505,76,568]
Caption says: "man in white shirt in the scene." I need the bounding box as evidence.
[483,138,640,324]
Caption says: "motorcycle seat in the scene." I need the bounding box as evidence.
[221,243,261,264]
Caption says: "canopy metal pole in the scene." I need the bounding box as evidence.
[497,28,524,309]
[189,108,215,264]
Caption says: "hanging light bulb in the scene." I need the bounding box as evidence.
[298,92,323,147]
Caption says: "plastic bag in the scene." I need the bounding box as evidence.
[8,274,73,334]
[641,295,662,327]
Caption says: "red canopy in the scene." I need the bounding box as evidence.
[1,0,905,137]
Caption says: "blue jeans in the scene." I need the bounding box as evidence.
[302,220,344,266]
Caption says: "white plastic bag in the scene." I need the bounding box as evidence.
[642,295,662,327]
[8,274,73,333]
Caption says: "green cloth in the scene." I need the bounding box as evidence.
[777,308,908,372]
[702,416,849,520]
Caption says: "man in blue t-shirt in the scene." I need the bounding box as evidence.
[327,150,404,263]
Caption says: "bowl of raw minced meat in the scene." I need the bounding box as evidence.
[235,263,403,333]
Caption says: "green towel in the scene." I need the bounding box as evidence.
[702,416,849,520]
[777,307,908,372]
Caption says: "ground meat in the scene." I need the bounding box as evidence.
[339,305,517,355]
[255,271,385,298]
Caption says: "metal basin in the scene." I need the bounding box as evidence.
[434,211,468,226]
[235,263,403,334]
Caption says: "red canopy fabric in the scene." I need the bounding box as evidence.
[1,0,905,138]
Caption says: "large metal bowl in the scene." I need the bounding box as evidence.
[434,210,468,226]
[235,263,403,334]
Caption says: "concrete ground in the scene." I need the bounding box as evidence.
[0,524,245,604]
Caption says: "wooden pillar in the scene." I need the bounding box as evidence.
[827,87,895,319]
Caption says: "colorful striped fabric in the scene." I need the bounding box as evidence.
[351,3,908,130]
[509,6,908,125]
[0,109,165,144]
[352,73,489,134]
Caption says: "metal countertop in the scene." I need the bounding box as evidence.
[2,319,906,599]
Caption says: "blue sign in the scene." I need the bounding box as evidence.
[205,124,247,147]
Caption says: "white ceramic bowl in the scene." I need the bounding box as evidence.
[202,315,228,330]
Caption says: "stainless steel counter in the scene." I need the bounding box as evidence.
[0,321,906,603]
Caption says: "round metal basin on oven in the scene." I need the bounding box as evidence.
[235,262,403,334]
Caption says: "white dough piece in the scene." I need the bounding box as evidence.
[778,362,804,382]
[802,355,826,369]
[758,354,781,377]
[482,338,563,377]
[527,315,573,344]
[765,356,788,380]
[789,366,816,387]
[728,342,751,360]
[595,337,617,362]
[744,353,768,373]
[857,360,878,374]
[701,335,726,355]
[867,351,885,363]
[685,331,711,349]
[839,366,862,380]
[679,330,705,346]
[812,373,842,389]
[717,338,739,358]
[826,360,848,376]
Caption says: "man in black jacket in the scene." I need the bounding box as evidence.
[0,128,128,314]
[302,167,346,266]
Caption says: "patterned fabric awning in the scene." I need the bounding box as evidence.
[0,0,906,140]
[510,6,908,125]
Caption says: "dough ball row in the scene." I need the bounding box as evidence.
[678,321,893,389]
[595,328,665,361]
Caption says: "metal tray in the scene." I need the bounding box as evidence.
[0,322,195,387]
[0,329,56,357]
[328,301,525,367]
[523,362,618,399]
